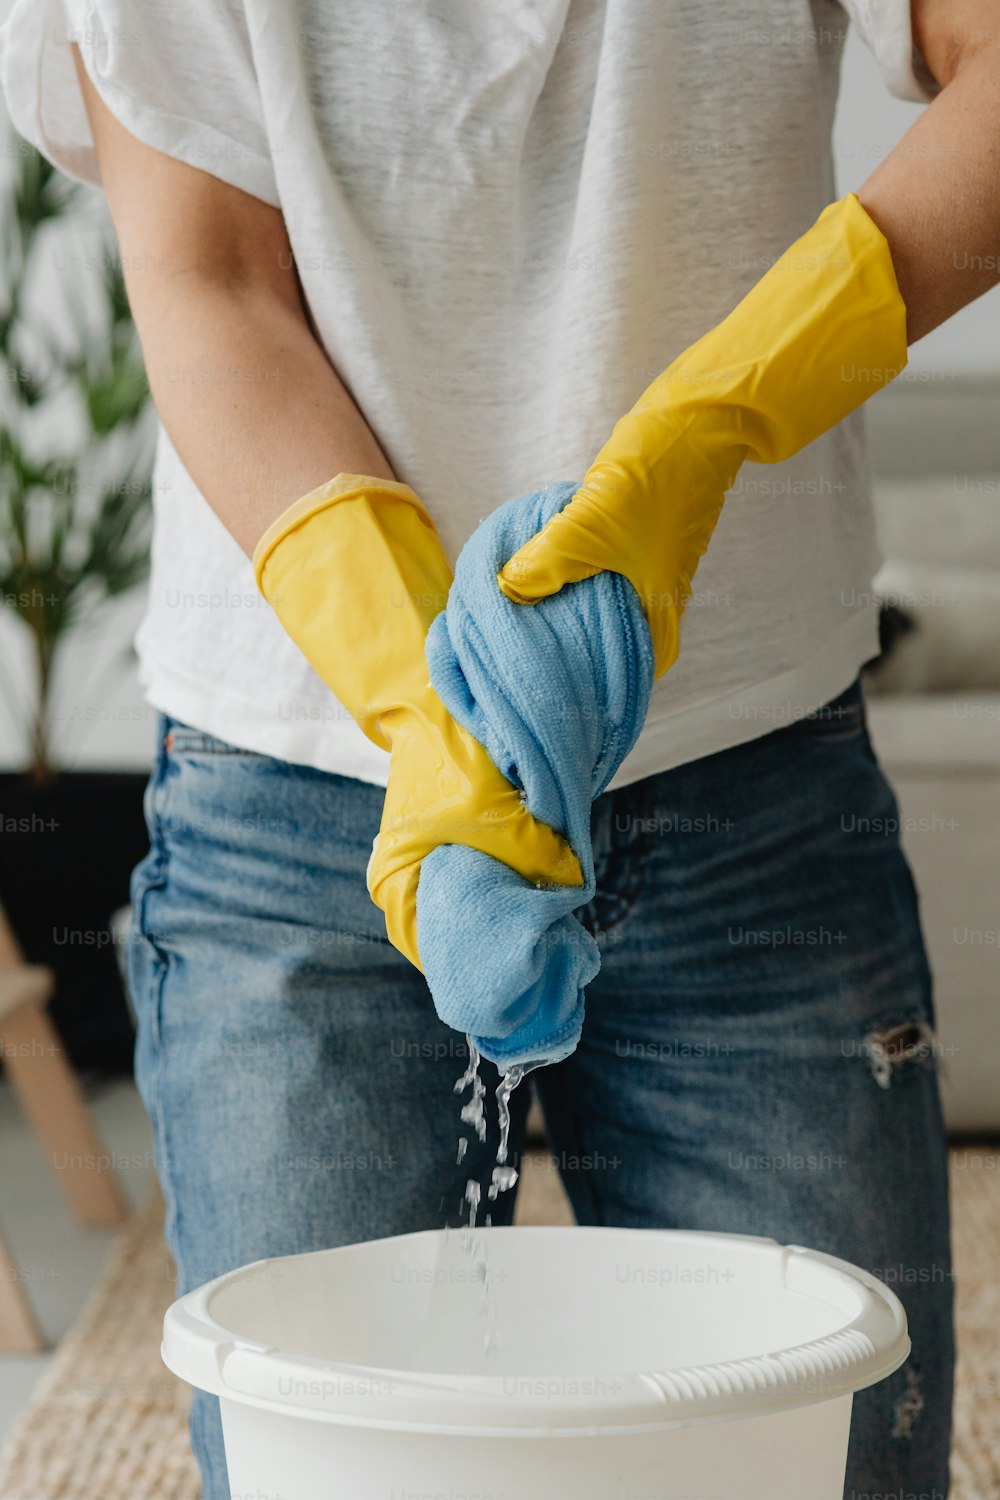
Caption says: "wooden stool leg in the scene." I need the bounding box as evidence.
[0,1225,44,1353]
[2,1004,129,1228]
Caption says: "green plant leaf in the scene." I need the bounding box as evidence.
[85,353,151,433]
[0,138,154,778]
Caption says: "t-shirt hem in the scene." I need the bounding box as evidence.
[138,605,881,793]
[604,605,882,791]
[138,649,392,787]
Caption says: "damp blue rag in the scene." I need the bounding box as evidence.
[417,480,654,1071]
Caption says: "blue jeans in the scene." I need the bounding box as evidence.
[128,677,954,1498]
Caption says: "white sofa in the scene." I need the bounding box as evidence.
[865,476,1000,1135]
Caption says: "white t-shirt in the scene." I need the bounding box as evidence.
[0,0,939,789]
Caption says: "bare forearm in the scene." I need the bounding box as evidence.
[70,41,394,557]
[858,17,1000,345]
[132,271,395,555]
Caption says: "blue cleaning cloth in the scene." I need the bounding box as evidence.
[418,480,654,1070]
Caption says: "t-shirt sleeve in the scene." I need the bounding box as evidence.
[835,0,942,103]
[0,0,279,206]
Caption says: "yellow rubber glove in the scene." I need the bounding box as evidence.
[498,193,909,678]
[253,473,584,968]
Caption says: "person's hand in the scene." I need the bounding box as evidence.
[363,666,583,969]
[498,193,910,678]
[254,473,583,968]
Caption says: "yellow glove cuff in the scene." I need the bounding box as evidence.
[252,472,432,589]
[252,473,452,751]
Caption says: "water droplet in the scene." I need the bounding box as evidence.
[495,1063,525,1165]
[487,1164,519,1200]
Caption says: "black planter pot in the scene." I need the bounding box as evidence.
[0,770,151,1078]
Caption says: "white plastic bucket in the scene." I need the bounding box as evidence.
[162,1226,909,1499]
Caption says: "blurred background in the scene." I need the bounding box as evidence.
[0,21,998,1497]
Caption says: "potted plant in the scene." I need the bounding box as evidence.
[0,134,156,1075]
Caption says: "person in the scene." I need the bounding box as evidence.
[4,0,997,1492]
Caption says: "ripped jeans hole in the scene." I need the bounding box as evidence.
[892,1364,924,1439]
[866,1019,936,1090]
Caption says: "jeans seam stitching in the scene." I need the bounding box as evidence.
[134,740,184,1283]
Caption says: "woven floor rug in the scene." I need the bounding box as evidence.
[0,1146,995,1498]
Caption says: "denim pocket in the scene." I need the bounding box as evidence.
[163,721,266,758]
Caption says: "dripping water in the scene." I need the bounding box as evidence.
[450,1037,540,1355]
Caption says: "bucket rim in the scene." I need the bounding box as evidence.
[161,1226,910,1434]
